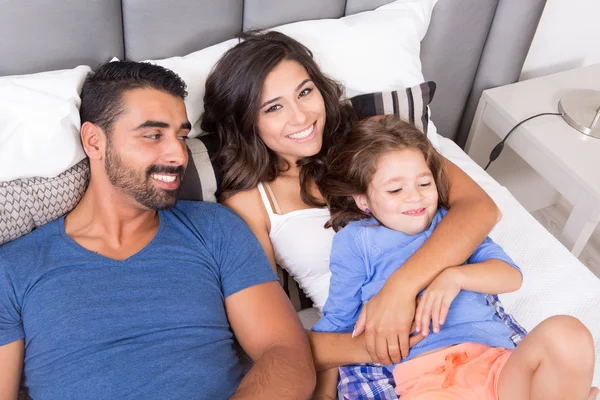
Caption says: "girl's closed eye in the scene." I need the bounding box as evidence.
[419,182,432,188]
[388,188,402,194]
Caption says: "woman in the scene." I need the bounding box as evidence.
[201,31,503,395]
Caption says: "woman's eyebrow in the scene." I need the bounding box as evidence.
[295,78,312,91]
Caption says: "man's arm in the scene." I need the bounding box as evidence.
[0,339,24,400]
[226,282,316,400]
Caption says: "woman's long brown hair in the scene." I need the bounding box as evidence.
[201,31,355,205]
[322,116,450,232]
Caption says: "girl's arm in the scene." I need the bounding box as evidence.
[354,157,502,365]
[452,259,522,294]
[458,236,523,294]
[414,258,522,336]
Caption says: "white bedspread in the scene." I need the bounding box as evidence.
[438,136,600,386]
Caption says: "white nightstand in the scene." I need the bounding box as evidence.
[465,64,600,257]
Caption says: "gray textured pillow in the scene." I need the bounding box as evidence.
[0,159,89,245]
[0,135,220,245]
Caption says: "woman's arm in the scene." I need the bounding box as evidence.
[354,156,501,365]
[223,188,278,271]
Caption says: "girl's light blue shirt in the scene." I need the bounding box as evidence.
[313,209,521,363]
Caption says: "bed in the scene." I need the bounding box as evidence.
[2,0,599,390]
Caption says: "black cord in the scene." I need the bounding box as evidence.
[483,112,563,171]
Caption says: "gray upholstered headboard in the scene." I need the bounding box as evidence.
[0,0,546,146]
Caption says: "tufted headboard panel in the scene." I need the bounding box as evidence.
[0,0,546,144]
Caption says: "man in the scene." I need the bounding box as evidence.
[0,61,315,399]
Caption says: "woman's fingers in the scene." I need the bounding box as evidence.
[375,335,392,365]
[410,319,417,334]
[387,336,402,364]
[409,331,425,348]
[353,307,367,338]
[398,329,410,362]
[365,327,377,362]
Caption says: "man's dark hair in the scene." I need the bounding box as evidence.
[80,61,188,134]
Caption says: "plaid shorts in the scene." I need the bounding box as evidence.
[338,363,398,400]
[486,294,527,345]
[336,295,526,399]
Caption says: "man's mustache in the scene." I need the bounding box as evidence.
[146,165,185,176]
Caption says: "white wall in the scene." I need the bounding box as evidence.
[520,0,600,81]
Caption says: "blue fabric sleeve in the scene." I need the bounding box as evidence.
[468,237,522,276]
[211,205,278,298]
[312,226,369,333]
[0,263,24,346]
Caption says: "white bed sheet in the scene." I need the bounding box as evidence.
[438,135,600,386]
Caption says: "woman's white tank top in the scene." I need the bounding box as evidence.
[257,182,334,311]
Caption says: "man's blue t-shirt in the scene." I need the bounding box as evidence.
[0,201,277,399]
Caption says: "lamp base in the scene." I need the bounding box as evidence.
[558,89,600,139]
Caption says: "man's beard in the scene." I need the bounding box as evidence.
[105,143,185,210]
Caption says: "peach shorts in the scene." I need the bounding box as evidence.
[392,342,512,400]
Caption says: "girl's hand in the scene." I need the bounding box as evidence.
[414,268,462,337]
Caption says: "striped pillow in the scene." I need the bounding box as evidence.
[349,81,437,141]
[178,134,220,203]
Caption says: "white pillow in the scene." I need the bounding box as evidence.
[145,0,439,143]
[144,39,239,137]
[0,66,90,181]
[275,0,437,98]
[275,0,440,144]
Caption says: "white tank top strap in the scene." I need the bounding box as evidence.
[256,182,278,216]
[263,181,282,215]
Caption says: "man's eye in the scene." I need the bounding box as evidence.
[265,104,282,113]
[299,88,313,97]
[145,134,161,140]
[178,135,189,141]
[388,188,402,194]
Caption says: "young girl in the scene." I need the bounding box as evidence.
[313,116,597,400]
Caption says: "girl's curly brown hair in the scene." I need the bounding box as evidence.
[322,116,450,232]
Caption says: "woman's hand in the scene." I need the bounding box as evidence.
[414,267,461,337]
[352,287,418,365]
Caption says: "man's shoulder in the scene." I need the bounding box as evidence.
[168,200,237,221]
[165,200,245,234]
[0,219,63,268]
[1,219,62,254]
